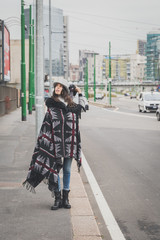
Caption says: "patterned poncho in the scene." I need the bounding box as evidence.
[23,98,82,193]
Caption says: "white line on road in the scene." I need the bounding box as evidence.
[91,104,156,119]
[82,152,126,240]
[106,108,156,119]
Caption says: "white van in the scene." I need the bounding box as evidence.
[138,91,160,112]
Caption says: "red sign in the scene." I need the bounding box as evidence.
[4,26,10,81]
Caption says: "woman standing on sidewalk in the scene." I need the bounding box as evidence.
[23,79,85,210]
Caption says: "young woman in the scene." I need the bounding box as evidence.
[23,79,84,210]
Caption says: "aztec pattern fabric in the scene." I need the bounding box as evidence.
[23,98,82,193]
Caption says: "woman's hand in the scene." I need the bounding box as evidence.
[75,86,82,94]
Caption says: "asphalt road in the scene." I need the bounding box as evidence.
[80,97,160,240]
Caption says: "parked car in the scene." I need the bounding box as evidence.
[138,91,160,112]
[96,93,104,100]
[124,92,130,96]
[130,92,137,99]
[156,105,160,121]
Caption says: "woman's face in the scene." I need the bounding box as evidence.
[55,83,63,95]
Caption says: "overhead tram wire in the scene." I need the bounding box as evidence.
[69,30,140,43]
[64,9,160,27]
[67,41,135,55]
[4,17,20,22]
[49,28,140,54]
[68,15,146,38]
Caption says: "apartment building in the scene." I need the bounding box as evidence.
[137,39,146,56]
[130,54,146,82]
[69,64,79,82]
[105,55,130,81]
[79,50,97,83]
[63,16,69,80]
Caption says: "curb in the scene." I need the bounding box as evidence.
[70,161,102,240]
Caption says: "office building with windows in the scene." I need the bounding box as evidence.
[24,6,69,79]
[105,55,130,82]
[145,31,160,82]
[79,50,98,83]
[137,40,146,56]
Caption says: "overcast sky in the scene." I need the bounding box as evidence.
[1,0,160,63]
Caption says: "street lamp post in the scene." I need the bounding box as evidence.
[94,54,96,102]
[32,18,35,110]
[85,59,88,100]
[21,0,26,121]
[28,5,32,114]
[49,0,52,96]
[36,0,44,137]
[109,41,112,105]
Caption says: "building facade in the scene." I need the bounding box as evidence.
[69,64,79,82]
[24,6,69,79]
[104,54,146,82]
[95,55,106,84]
[105,55,130,82]
[130,54,146,82]
[145,31,160,82]
[137,40,146,56]
[43,7,64,77]
[63,16,69,79]
[79,50,98,83]
[9,39,29,89]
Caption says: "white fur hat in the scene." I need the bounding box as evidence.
[53,79,69,93]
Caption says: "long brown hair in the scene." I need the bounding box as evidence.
[52,84,76,107]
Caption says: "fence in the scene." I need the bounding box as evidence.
[0,86,19,116]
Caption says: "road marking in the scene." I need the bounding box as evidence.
[82,152,126,240]
[91,104,156,119]
[105,108,156,119]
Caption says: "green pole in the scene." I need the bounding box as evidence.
[84,60,87,98]
[28,5,32,114]
[94,54,96,102]
[21,0,26,121]
[86,59,88,100]
[32,19,35,110]
[109,41,112,105]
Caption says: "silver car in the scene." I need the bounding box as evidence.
[138,92,160,113]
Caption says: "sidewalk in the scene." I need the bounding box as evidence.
[0,108,102,240]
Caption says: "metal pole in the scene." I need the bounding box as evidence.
[21,0,26,121]
[28,5,32,114]
[32,19,35,110]
[86,59,88,100]
[84,59,88,99]
[109,41,112,105]
[84,62,86,97]
[49,0,52,96]
[94,54,96,102]
[2,20,4,82]
[36,0,44,137]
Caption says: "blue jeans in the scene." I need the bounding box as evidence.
[57,158,72,191]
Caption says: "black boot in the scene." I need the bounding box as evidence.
[51,191,62,210]
[63,190,71,209]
